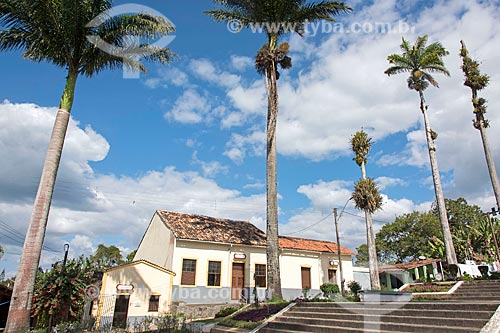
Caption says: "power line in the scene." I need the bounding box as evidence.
[0,218,59,253]
[283,211,333,236]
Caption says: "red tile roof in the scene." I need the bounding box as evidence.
[156,211,355,255]
[279,236,356,255]
[379,259,440,272]
[157,210,266,246]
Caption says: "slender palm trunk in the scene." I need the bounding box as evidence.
[471,89,500,211]
[479,125,500,210]
[361,162,380,289]
[264,35,282,300]
[6,71,78,332]
[418,91,457,265]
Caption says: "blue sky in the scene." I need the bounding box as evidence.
[1,0,500,275]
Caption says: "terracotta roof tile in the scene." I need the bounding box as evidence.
[156,211,355,255]
[279,236,356,255]
[156,210,266,246]
[379,259,440,272]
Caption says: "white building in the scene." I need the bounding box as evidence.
[96,211,356,327]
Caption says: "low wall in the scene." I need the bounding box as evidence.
[170,302,236,319]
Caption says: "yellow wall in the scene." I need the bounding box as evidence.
[99,262,174,321]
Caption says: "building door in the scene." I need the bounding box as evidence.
[112,295,129,329]
[328,269,337,284]
[231,263,245,300]
[301,267,311,289]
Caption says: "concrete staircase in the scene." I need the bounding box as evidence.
[258,280,500,332]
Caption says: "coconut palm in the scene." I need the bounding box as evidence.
[206,0,351,299]
[350,130,382,289]
[0,0,174,330]
[385,35,458,265]
[460,41,500,212]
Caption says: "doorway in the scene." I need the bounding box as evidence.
[112,295,129,329]
[231,262,245,300]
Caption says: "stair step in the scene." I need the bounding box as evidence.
[286,309,495,320]
[297,302,499,311]
[266,318,482,333]
[276,314,487,329]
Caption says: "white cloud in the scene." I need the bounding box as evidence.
[191,151,229,178]
[224,129,266,164]
[374,176,407,191]
[189,58,241,88]
[165,89,211,124]
[0,102,267,275]
[230,55,254,72]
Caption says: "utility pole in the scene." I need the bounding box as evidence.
[334,208,345,295]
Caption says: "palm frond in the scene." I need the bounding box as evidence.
[385,35,449,92]
[350,130,372,167]
[290,1,352,23]
[352,178,383,214]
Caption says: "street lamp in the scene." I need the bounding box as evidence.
[486,208,500,264]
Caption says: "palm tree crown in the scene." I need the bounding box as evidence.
[350,130,372,168]
[206,0,351,42]
[385,35,449,92]
[0,0,174,77]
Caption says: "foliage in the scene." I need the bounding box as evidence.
[32,256,95,328]
[385,35,450,93]
[355,244,369,266]
[350,130,372,167]
[214,307,239,319]
[352,178,383,214]
[231,303,287,322]
[90,244,124,270]
[461,273,473,282]
[0,0,175,77]
[347,281,362,295]
[460,41,490,92]
[434,198,498,262]
[52,321,84,333]
[404,283,451,293]
[376,211,442,263]
[126,249,138,263]
[320,283,340,297]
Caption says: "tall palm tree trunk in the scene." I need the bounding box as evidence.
[264,35,282,300]
[472,88,500,211]
[361,162,380,289]
[418,91,457,265]
[479,123,500,210]
[6,71,78,332]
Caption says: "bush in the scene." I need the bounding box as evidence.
[320,283,340,297]
[490,272,500,280]
[215,306,239,318]
[347,281,362,295]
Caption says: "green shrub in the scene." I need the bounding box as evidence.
[215,306,239,318]
[347,281,362,295]
[461,273,473,282]
[320,283,340,297]
[489,272,500,280]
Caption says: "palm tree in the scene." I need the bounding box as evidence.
[385,35,458,265]
[350,130,381,289]
[460,41,500,212]
[206,0,351,299]
[0,1,174,330]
